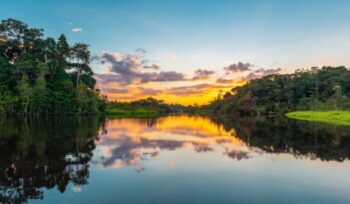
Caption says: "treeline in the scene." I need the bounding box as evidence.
[106,97,199,116]
[107,97,172,116]
[0,18,106,116]
[207,66,350,115]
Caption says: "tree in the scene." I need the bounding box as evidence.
[70,43,90,87]
[42,37,57,62]
[56,34,69,62]
[0,18,106,115]
[0,18,29,62]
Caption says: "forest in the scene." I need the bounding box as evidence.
[1,18,350,118]
[207,66,350,115]
[0,18,106,116]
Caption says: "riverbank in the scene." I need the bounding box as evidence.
[106,108,159,117]
[285,111,350,126]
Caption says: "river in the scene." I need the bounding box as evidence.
[1,115,350,203]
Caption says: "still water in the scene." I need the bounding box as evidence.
[1,115,350,203]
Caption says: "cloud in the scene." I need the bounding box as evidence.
[224,62,253,73]
[219,62,282,82]
[94,73,120,85]
[135,48,146,55]
[255,67,282,75]
[224,149,250,160]
[141,71,185,83]
[192,142,214,153]
[100,136,185,168]
[245,72,260,80]
[137,87,158,96]
[143,64,160,70]
[95,55,284,104]
[71,27,83,32]
[93,116,257,170]
[97,83,160,99]
[193,69,215,80]
[72,186,82,193]
[165,84,231,96]
[244,67,283,80]
[102,88,129,94]
[165,84,212,96]
[216,78,235,84]
[94,50,185,85]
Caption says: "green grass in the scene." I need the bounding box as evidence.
[105,108,159,117]
[285,111,350,126]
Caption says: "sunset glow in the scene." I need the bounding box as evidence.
[95,115,257,169]
[97,80,246,105]
[3,1,350,203]
[93,51,265,105]
[3,1,349,104]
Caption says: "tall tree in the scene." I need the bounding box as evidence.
[42,37,57,62]
[56,34,70,63]
[71,43,90,87]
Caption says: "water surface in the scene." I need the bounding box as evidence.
[1,115,350,203]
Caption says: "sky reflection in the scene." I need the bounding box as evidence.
[93,116,261,170]
[2,116,350,203]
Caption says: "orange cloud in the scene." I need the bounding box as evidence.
[98,81,245,105]
[93,53,278,105]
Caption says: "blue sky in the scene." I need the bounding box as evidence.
[2,0,350,103]
[2,0,350,73]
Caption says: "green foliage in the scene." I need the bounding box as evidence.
[56,34,69,59]
[208,66,350,115]
[106,107,158,117]
[76,83,99,114]
[106,97,171,116]
[286,111,350,126]
[0,18,106,115]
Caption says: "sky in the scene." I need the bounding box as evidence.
[1,0,350,104]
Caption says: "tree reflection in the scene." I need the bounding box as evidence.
[0,117,104,203]
[2,115,350,202]
[211,115,350,162]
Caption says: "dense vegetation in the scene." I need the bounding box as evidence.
[208,66,350,115]
[106,97,172,117]
[0,19,106,116]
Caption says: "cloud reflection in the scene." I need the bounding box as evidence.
[93,116,261,170]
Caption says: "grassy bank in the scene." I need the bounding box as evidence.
[286,111,350,126]
[106,108,159,117]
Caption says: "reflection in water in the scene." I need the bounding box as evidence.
[0,117,104,203]
[93,116,259,170]
[212,116,350,162]
[1,115,350,203]
[94,115,350,171]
